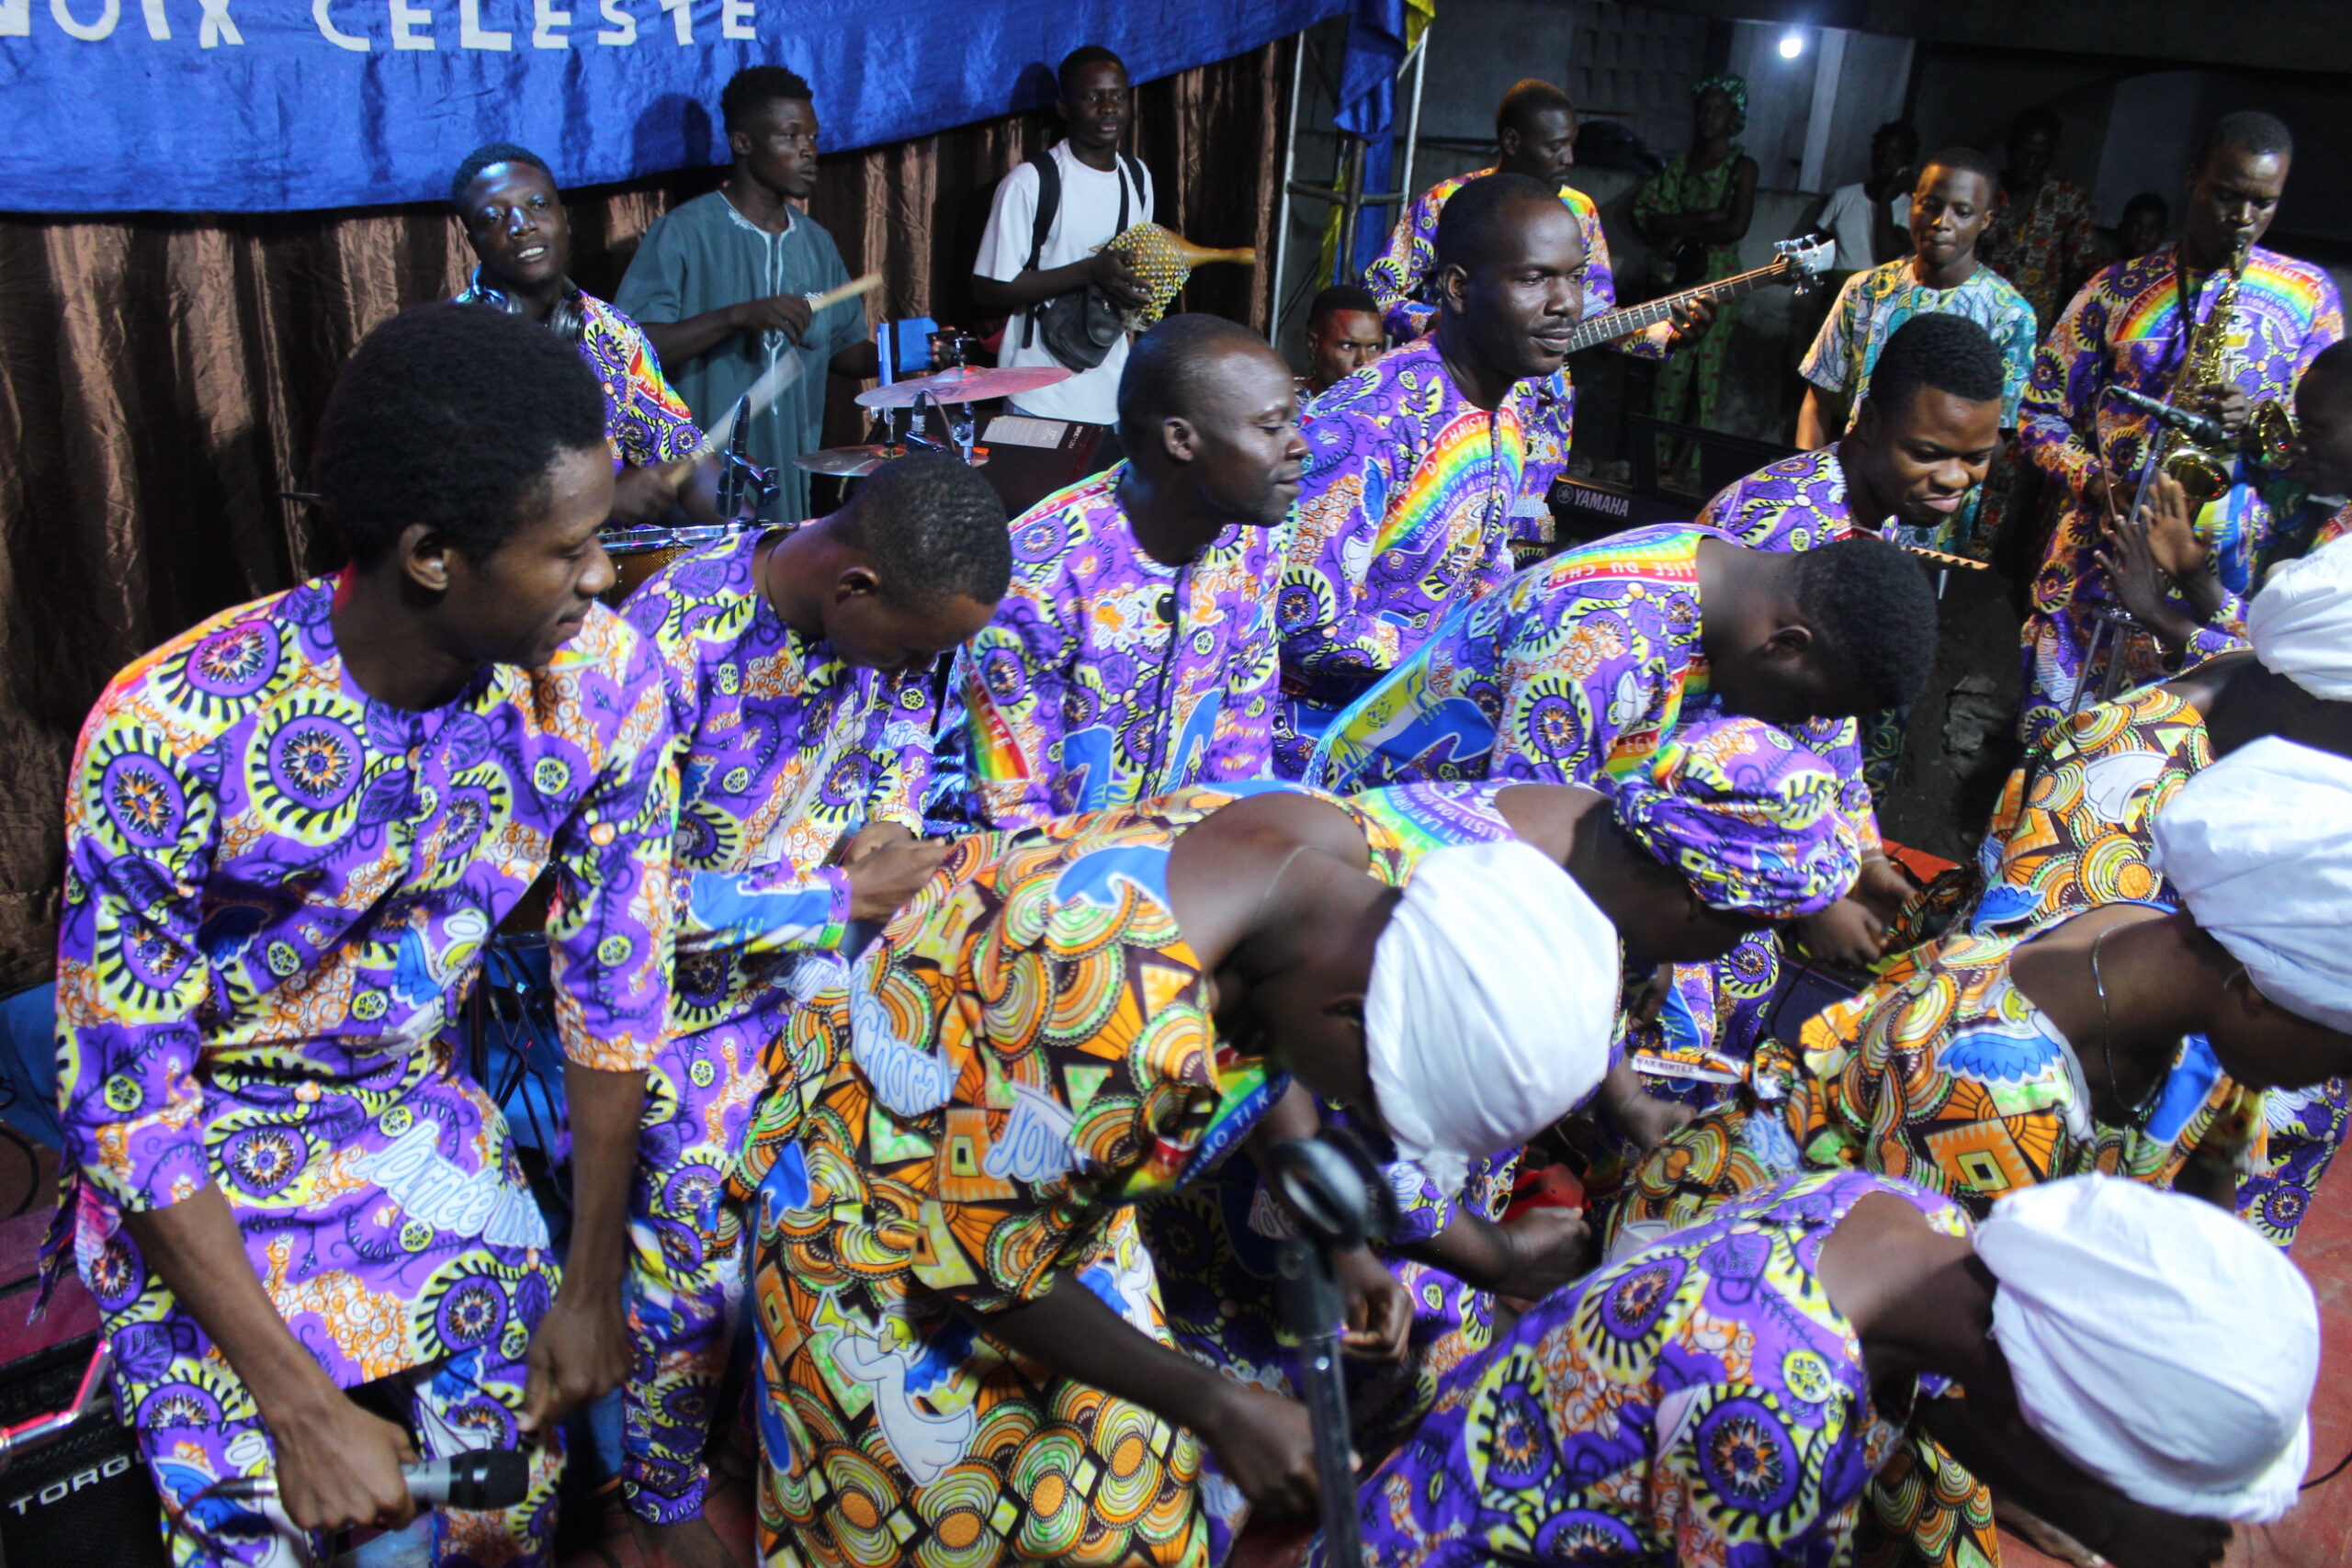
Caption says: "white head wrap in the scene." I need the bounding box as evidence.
[2148,735,2352,1033]
[1976,1176,2318,1523]
[1364,838,1618,1196]
[2249,536,2352,699]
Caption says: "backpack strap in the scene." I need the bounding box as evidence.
[1021,150,1060,350]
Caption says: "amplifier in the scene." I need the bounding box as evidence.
[976,414,1112,517]
[0,1337,165,1568]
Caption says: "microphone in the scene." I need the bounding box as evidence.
[2107,384,2231,447]
[210,1450,531,1511]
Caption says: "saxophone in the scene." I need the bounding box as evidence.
[2156,233,2247,507]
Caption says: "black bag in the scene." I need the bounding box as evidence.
[1021,149,1146,374]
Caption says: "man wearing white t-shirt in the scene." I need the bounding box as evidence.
[1815,119,1917,275]
[973,46,1155,434]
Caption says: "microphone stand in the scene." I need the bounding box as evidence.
[1261,1133,1395,1567]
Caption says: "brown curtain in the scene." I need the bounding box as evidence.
[0,40,1289,990]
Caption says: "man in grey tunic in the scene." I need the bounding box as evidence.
[617,66,876,521]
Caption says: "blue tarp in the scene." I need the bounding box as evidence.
[0,0,1345,214]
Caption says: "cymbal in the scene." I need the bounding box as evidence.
[854,365,1072,410]
[796,444,989,477]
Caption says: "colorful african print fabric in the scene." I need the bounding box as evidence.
[1306,523,1717,794]
[54,579,675,1565]
[1363,170,1664,546]
[1798,260,2038,550]
[1276,338,1540,776]
[1317,1168,1970,1568]
[1695,447,1916,802]
[455,273,705,469]
[1610,928,2260,1248]
[1146,782,1540,1475]
[1964,681,2211,936]
[2018,243,2344,745]
[1365,172,1620,345]
[1634,148,1748,468]
[1943,675,2345,1250]
[1611,716,1858,919]
[1696,445,1883,553]
[1607,921,2260,1568]
[1980,177,2098,337]
[945,463,1283,829]
[614,526,938,1521]
[730,784,1406,1568]
[1307,525,1879,1089]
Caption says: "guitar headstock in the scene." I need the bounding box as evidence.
[1771,237,1838,295]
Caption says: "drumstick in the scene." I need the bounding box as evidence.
[668,272,888,471]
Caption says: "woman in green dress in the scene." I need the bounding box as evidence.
[1634,73,1758,485]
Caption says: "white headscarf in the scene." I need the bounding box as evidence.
[1976,1176,2318,1523]
[2148,735,2352,1032]
[1364,838,1618,1196]
[2249,536,2352,699]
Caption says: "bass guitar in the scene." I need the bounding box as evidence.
[1565,236,1835,353]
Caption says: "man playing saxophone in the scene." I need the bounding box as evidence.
[2016,110,2343,745]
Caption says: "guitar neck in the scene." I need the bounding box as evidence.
[1565,263,1791,352]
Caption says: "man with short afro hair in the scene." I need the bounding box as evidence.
[616,63,876,521]
[943,313,1306,828]
[1797,147,2038,553]
[1300,282,1385,399]
[54,300,679,1563]
[1279,171,1593,774]
[1312,519,1935,1094]
[969,42,1156,430]
[612,447,1009,1554]
[1364,79,1702,547]
[451,141,709,525]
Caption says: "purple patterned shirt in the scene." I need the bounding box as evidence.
[455,276,705,471]
[1696,446,1883,553]
[1276,337,1542,774]
[1319,1169,1969,1568]
[622,527,938,1032]
[1362,171,1657,546]
[55,579,674,1384]
[946,463,1283,828]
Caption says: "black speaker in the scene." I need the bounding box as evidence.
[0,1337,166,1568]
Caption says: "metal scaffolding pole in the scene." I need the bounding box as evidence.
[1268,25,1430,343]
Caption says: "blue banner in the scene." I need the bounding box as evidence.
[0,0,1342,213]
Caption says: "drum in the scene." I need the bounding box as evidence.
[599,524,760,604]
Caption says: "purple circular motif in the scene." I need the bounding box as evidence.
[185,622,280,699]
[101,750,187,850]
[1522,693,1584,761]
[119,920,194,996]
[1015,516,1068,560]
[139,1381,227,1431]
[1485,1382,1553,1484]
[269,714,364,812]
[979,646,1028,703]
[1693,1395,1800,1515]
[434,1275,510,1350]
[1534,1510,1645,1561]
[1598,1255,1686,1343]
[222,1126,308,1198]
[821,754,874,810]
